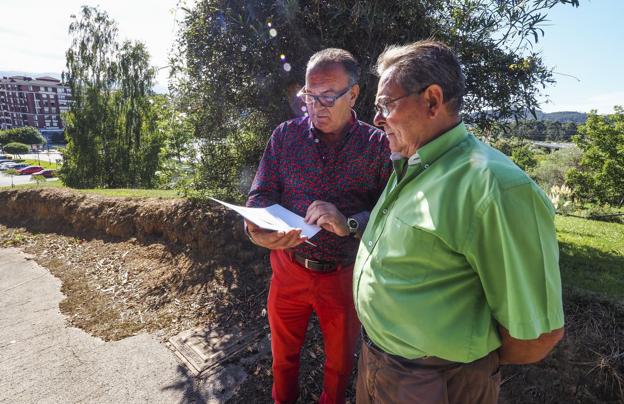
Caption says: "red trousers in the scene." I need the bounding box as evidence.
[268,249,361,404]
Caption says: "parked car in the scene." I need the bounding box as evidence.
[0,155,12,160]
[0,162,28,171]
[17,165,44,175]
[33,169,56,178]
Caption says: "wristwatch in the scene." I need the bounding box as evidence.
[347,217,359,236]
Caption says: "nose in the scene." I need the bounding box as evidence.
[373,110,385,127]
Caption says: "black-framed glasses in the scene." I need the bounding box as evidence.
[297,84,354,107]
[374,84,431,118]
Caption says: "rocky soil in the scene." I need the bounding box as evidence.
[0,188,622,403]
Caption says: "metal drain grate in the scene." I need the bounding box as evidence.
[167,324,268,376]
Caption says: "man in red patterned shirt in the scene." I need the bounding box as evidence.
[246,48,391,404]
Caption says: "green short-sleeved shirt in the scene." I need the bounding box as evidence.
[353,123,564,363]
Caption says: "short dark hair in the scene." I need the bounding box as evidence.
[307,48,359,85]
[375,40,465,114]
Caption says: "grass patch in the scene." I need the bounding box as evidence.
[0,180,181,198]
[0,180,65,190]
[21,159,60,169]
[556,215,624,300]
[76,187,181,199]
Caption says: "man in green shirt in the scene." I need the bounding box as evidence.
[353,40,565,403]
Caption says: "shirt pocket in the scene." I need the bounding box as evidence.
[376,216,438,282]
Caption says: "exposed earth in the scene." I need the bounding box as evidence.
[0,188,622,403]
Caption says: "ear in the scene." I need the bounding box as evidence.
[423,84,444,117]
[349,84,360,107]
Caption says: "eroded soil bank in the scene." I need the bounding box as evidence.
[0,188,622,403]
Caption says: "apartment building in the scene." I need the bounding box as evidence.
[0,75,72,138]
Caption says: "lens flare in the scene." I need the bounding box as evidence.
[283,63,292,72]
[269,28,277,37]
[280,54,286,61]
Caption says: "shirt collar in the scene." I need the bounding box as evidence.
[406,122,469,166]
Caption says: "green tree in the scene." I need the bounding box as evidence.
[511,144,538,172]
[5,168,18,187]
[174,0,579,199]
[3,142,29,157]
[30,173,47,187]
[61,6,164,188]
[0,127,45,147]
[567,107,624,206]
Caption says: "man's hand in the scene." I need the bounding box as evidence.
[245,220,307,250]
[497,325,564,365]
[304,200,349,237]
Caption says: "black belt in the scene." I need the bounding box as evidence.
[361,328,457,366]
[292,252,338,273]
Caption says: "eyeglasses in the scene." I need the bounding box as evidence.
[374,84,430,118]
[297,84,354,107]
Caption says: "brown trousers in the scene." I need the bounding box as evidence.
[356,340,501,404]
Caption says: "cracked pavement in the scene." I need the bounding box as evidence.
[0,248,247,404]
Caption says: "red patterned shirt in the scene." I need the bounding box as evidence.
[247,112,392,263]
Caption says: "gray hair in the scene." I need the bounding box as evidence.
[307,48,359,86]
[375,40,465,114]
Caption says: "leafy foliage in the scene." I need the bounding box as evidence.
[0,127,45,146]
[567,107,624,206]
[61,6,165,189]
[4,168,18,187]
[173,0,579,199]
[510,143,538,172]
[3,142,29,156]
[531,147,581,191]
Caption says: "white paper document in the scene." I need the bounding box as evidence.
[209,198,322,241]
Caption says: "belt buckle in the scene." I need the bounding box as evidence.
[304,258,312,269]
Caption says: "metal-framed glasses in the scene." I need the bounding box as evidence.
[374,84,430,118]
[297,84,354,107]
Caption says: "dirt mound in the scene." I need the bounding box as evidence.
[0,188,260,263]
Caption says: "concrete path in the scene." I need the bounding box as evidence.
[0,248,247,404]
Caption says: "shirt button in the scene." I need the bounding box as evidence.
[314,138,319,143]
[424,164,430,168]
[382,209,388,215]
[368,241,373,247]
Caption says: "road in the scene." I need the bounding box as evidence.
[0,150,62,187]
[0,247,246,403]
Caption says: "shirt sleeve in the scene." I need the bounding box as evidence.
[463,182,565,340]
[246,125,284,208]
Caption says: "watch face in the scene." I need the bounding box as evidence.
[348,218,358,232]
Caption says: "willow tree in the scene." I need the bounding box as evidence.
[173,0,580,199]
[62,6,164,188]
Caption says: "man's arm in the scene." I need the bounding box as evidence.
[498,325,564,365]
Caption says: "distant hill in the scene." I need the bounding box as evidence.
[536,111,587,123]
[0,71,62,80]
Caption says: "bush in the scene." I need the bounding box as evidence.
[531,147,582,191]
[511,144,537,172]
[3,142,29,156]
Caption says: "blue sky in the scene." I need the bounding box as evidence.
[536,0,624,113]
[0,0,621,114]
